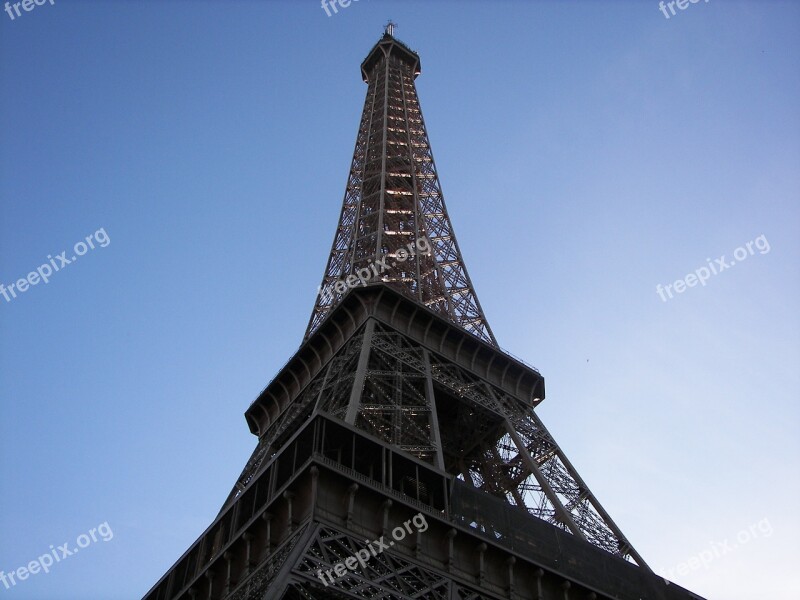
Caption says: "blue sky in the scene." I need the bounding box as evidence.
[1,1,798,598]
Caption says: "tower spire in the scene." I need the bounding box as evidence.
[305,31,497,345]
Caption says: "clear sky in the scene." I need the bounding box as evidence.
[1,1,798,598]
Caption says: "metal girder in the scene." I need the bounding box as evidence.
[364,324,648,567]
[290,524,492,600]
[230,317,647,566]
[221,329,367,511]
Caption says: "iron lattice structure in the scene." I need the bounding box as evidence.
[225,319,645,565]
[305,32,496,346]
[302,28,639,564]
[142,27,705,600]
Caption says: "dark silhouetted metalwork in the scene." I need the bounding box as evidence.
[142,28,706,600]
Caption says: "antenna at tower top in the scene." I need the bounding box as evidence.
[384,20,396,37]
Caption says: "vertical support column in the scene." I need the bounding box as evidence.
[476,543,487,586]
[242,532,255,576]
[346,483,359,529]
[381,499,393,537]
[310,466,320,518]
[222,551,233,595]
[283,491,296,533]
[387,448,393,491]
[345,319,376,424]
[506,556,516,597]
[443,476,450,519]
[422,349,446,471]
[204,570,215,600]
[533,568,544,600]
[261,512,273,559]
[561,580,571,600]
[445,529,457,573]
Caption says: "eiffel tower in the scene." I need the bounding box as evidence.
[143,26,705,600]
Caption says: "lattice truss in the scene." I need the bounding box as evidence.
[222,330,366,508]
[228,525,309,600]
[305,37,495,346]
[287,525,490,599]
[354,335,436,461]
[226,323,643,565]
[369,327,641,564]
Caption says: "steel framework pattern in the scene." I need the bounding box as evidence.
[305,32,496,345]
[227,318,645,565]
[144,400,701,599]
[143,27,707,600]
[299,27,648,569]
[291,525,489,599]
